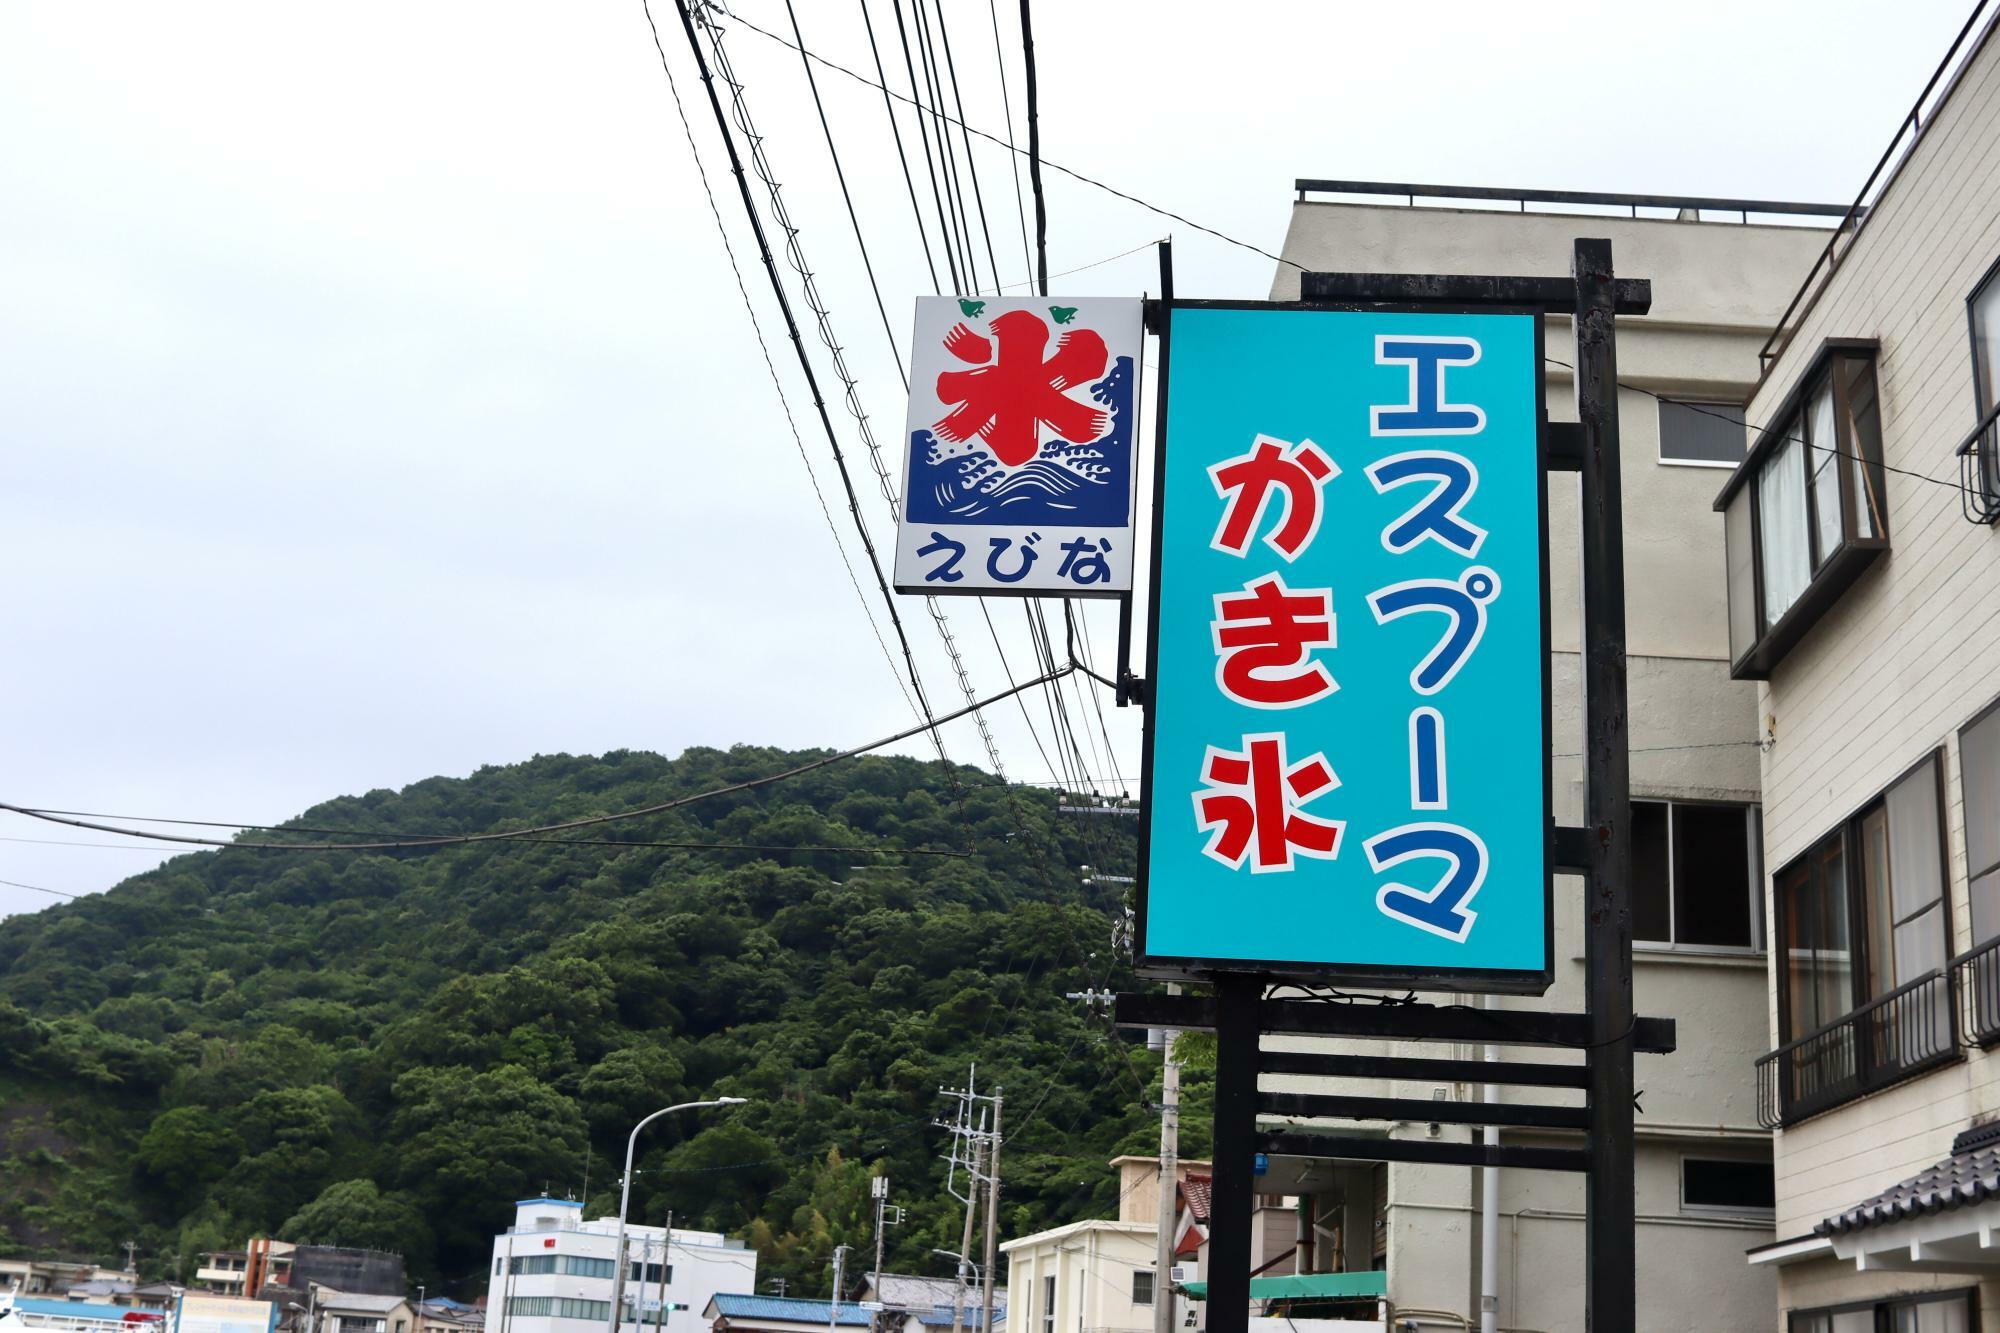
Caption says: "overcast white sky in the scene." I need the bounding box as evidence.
[0,1,1974,918]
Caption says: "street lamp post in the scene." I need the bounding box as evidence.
[605,1099,748,1333]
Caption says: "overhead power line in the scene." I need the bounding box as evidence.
[718,9,1286,270]
[0,876,84,901]
[685,0,1010,785]
[0,665,1076,855]
[655,0,955,768]
[1016,0,1047,296]
[722,7,1961,499]
[642,0,921,724]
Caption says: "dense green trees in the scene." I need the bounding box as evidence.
[0,747,1162,1299]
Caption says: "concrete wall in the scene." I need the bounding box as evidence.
[1261,199,1830,1330]
[1729,17,2000,1332]
[1001,1223,1157,1333]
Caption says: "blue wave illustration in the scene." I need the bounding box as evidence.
[905,356,1133,526]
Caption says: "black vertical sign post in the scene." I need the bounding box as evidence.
[1574,238,1636,1332]
[1120,240,1654,1333]
[1205,975,1260,1327]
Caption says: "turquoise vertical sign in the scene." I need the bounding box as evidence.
[1138,306,1550,989]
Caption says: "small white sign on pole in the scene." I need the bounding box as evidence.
[894,296,1144,597]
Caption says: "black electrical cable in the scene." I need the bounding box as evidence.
[884,0,963,292]
[644,0,921,722]
[780,0,908,391]
[924,0,1005,291]
[856,0,941,292]
[0,664,1072,854]
[984,0,1036,288]
[661,0,954,770]
[902,0,976,288]
[1017,0,1047,296]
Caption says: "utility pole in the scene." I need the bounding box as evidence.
[634,1238,653,1333]
[950,1135,982,1333]
[938,1064,1001,1333]
[1152,984,1181,1333]
[828,1245,849,1333]
[870,1178,889,1333]
[657,1212,673,1333]
[978,1095,1002,1333]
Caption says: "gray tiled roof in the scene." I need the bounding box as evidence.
[1817,1122,2000,1236]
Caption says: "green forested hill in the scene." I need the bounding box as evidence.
[0,747,1208,1297]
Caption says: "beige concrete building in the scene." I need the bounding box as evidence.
[1711,12,2000,1332]
[1246,181,1844,1330]
[1000,1219,1158,1333]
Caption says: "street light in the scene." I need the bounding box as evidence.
[606,1099,749,1333]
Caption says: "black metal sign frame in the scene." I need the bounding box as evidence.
[1116,239,1656,1333]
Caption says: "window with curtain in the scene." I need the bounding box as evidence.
[1758,432,1811,626]
[1715,343,1888,679]
[1780,755,1950,1042]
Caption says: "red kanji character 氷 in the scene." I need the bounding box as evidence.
[1211,573,1337,708]
[1208,434,1339,560]
[1193,733,1344,873]
[933,310,1109,468]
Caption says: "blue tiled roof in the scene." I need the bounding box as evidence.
[10,1300,142,1323]
[710,1296,870,1325]
[914,1307,1005,1328]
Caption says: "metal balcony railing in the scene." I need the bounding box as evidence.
[1952,935,2000,1044]
[1956,401,2000,524]
[1755,968,1958,1128]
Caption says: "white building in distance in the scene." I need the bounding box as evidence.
[482,1199,756,1333]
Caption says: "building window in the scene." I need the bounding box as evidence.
[1131,1272,1154,1307]
[1964,258,2000,520]
[1658,398,1746,468]
[1792,1288,1973,1332]
[1956,698,2000,1043]
[1042,1276,1055,1333]
[1966,700,2000,946]
[1679,1157,1774,1215]
[627,1262,666,1284]
[1715,340,1887,679]
[511,1256,556,1276]
[1764,752,1956,1124]
[1632,800,1760,949]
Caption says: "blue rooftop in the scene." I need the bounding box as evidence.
[710,1296,870,1325]
[10,1300,142,1323]
[914,1308,1005,1328]
[514,1197,583,1208]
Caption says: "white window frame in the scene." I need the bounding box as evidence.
[1657,398,1748,470]
[1632,799,1764,955]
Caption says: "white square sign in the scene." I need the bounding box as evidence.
[893,295,1144,596]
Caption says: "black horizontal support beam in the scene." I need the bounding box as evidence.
[1292,178,1852,219]
[1260,1131,1589,1173]
[1299,270,1651,316]
[1552,822,1592,873]
[1112,992,1675,1054]
[1258,1050,1589,1089]
[1259,1090,1591,1131]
